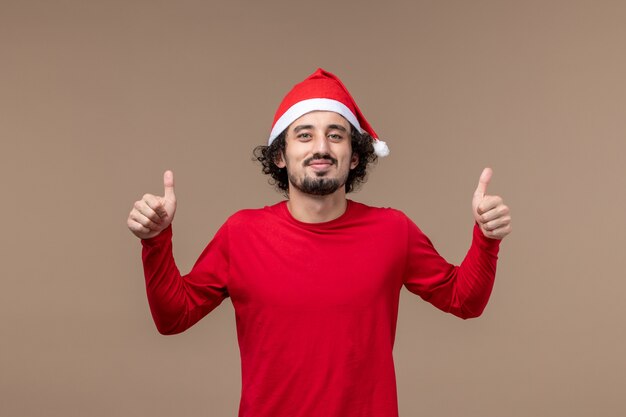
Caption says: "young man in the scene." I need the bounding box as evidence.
[127,68,512,417]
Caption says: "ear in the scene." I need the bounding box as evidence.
[350,152,359,169]
[275,151,286,168]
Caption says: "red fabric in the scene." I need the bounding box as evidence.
[141,200,500,417]
[271,68,379,139]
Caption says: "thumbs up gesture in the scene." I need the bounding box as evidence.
[127,170,177,239]
[472,168,512,240]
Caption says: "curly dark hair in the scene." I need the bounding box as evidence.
[253,125,378,195]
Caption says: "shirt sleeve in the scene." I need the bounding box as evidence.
[402,218,501,319]
[140,223,230,334]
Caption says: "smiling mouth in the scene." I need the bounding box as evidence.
[306,160,335,174]
[308,160,333,167]
[304,154,337,167]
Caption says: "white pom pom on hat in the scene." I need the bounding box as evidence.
[268,68,390,157]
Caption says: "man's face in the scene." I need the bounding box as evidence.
[275,111,359,196]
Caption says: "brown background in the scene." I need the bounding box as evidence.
[2,1,625,416]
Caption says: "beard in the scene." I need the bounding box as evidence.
[289,174,342,195]
[287,153,348,196]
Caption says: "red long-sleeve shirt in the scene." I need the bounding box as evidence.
[141,200,501,417]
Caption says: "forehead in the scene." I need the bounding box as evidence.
[288,111,351,130]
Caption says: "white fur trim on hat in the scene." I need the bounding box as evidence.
[268,98,362,144]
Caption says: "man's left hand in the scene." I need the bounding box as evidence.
[472,168,512,240]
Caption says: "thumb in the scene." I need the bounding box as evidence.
[163,170,176,200]
[474,167,492,198]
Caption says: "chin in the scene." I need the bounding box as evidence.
[290,175,343,196]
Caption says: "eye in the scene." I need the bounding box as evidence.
[296,132,312,141]
[328,133,343,141]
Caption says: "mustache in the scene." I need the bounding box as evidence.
[303,153,338,166]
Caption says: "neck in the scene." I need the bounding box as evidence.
[286,187,348,223]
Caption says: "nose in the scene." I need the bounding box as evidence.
[313,133,330,154]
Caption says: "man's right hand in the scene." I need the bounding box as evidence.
[127,170,177,239]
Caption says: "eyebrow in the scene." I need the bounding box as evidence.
[292,124,349,133]
[328,124,348,132]
[293,124,314,133]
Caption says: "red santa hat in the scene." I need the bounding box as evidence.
[268,68,390,157]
